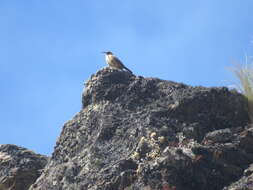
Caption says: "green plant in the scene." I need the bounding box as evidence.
[232,62,253,122]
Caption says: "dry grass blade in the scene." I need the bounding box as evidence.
[233,64,253,122]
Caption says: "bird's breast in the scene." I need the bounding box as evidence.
[105,55,111,63]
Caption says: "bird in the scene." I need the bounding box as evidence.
[102,51,132,74]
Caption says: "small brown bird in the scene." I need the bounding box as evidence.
[102,51,132,74]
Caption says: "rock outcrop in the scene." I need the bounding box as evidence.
[223,163,253,190]
[29,68,253,190]
[0,144,48,190]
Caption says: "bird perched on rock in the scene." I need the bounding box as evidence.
[102,51,132,74]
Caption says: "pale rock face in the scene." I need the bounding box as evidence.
[0,151,11,162]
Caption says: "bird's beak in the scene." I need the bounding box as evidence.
[102,52,106,54]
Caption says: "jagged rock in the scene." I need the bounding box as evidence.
[0,144,48,190]
[30,68,252,190]
[244,163,253,176]
[203,128,233,143]
[238,127,253,153]
[223,164,253,190]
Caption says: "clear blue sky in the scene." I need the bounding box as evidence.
[1,1,253,155]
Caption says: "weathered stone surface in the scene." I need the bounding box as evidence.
[30,68,252,190]
[244,163,253,176]
[0,144,48,190]
[223,164,253,190]
[203,128,233,143]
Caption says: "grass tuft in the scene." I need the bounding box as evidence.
[232,63,253,123]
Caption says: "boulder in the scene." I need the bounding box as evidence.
[0,144,48,190]
[30,68,251,190]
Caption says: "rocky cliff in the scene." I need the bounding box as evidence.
[0,144,47,190]
[26,68,253,189]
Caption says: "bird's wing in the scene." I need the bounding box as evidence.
[113,56,124,67]
[113,55,133,73]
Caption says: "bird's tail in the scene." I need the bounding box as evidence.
[123,66,133,74]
